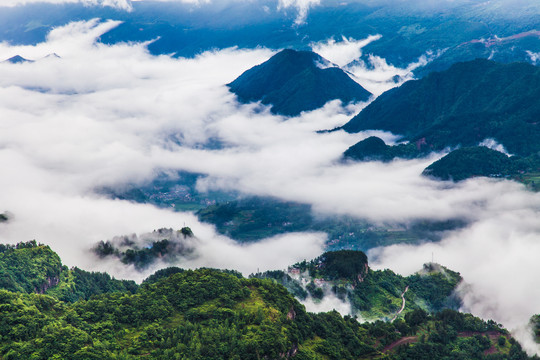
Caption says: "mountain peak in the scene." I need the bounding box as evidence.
[3,55,33,64]
[228,49,371,116]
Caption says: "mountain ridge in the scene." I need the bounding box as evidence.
[341,59,540,157]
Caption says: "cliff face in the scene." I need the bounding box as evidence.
[358,262,369,283]
[35,276,60,294]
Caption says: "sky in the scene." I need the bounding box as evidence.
[1,14,540,354]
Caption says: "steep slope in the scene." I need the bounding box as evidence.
[0,241,137,302]
[228,49,371,116]
[342,59,540,157]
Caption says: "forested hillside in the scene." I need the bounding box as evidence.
[342,59,540,157]
[253,251,462,319]
[0,242,532,359]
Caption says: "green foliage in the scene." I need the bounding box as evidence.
[317,251,369,282]
[0,243,530,359]
[0,241,63,293]
[0,241,138,302]
[258,251,462,320]
[407,263,462,311]
[142,267,185,285]
[0,268,379,360]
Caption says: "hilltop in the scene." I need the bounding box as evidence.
[228,49,371,116]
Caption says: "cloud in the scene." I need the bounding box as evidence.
[2,18,540,353]
[527,50,540,65]
[277,0,320,25]
[345,50,440,96]
[368,191,540,355]
[479,138,512,156]
[310,35,382,68]
[302,292,353,316]
[0,0,133,10]
[310,35,441,96]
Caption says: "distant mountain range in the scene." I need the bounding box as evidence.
[342,59,540,157]
[228,49,371,116]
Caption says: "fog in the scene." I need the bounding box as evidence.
[309,35,440,95]
[1,18,540,353]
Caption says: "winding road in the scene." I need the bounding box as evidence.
[391,286,409,322]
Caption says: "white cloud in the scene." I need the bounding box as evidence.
[479,138,512,156]
[310,34,382,67]
[527,50,540,65]
[278,0,320,25]
[345,50,440,96]
[302,292,353,316]
[310,35,441,96]
[368,193,540,355]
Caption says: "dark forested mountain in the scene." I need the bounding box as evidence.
[342,59,540,157]
[423,146,514,181]
[0,241,532,359]
[422,146,540,182]
[228,49,371,116]
[343,136,426,162]
[93,227,195,270]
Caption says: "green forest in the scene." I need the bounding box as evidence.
[0,241,535,359]
[253,251,462,319]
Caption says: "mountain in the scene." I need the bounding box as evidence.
[343,136,426,162]
[254,250,462,319]
[341,59,540,157]
[423,146,515,181]
[0,241,137,302]
[93,227,195,270]
[228,49,372,116]
[0,241,531,359]
[3,55,32,64]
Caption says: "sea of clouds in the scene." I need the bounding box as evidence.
[0,18,540,354]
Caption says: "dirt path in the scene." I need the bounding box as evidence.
[383,336,418,353]
[391,286,409,322]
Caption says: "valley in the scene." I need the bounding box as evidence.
[0,0,540,358]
